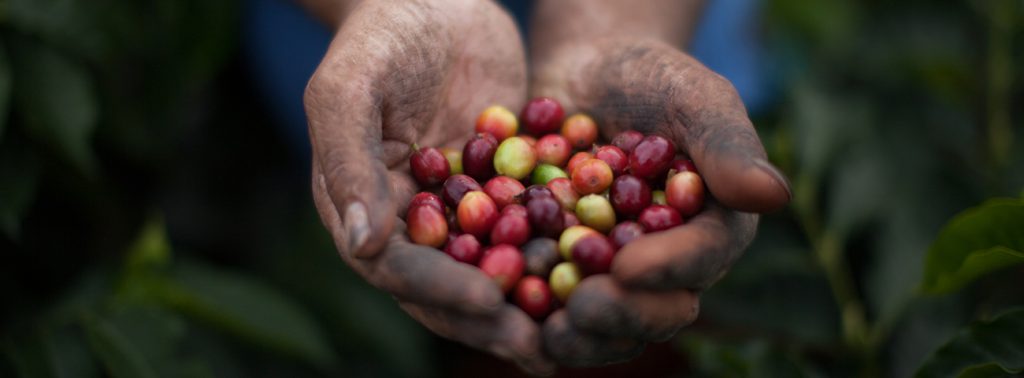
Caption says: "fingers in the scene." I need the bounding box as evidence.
[674,69,792,214]
[376,231,506,314]
[542,310,645,367]
[561,39,790,213]
[313,165,504,315]
[565,276,699,342]
[305,63,395,259]
[612,200,758,290]
[401,302,556,376]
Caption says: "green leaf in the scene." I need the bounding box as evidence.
[256,215,433,376]
[883,296,969,377]
[0,139,39,239]
[49,326,100,378]
[701,219,838,346]
[81,306,218,378]
[159,260,337,370]
[920,198,1024,294]
[915,308,1024,377]
[3,0,111,62]
[9,37,98,175]
[124,216,171,272]
[678,335,813,377]
[81,315,159,378]
[957,363,1013,378]
[825,143,886,240]
[3,329,58,378]
[0,39,11,141]
[925,247,1024,294]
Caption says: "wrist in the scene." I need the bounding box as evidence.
[529,0,703,56]
[304,0,495,30]
[528,1,703,99]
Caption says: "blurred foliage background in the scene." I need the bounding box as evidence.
[1,0,1022,377]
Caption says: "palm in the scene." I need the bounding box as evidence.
[305,1,550,374]
[529,38,788,366]
[350,1,526,205]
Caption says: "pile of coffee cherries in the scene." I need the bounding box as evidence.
[406,98,705,320]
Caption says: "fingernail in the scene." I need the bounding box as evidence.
[522,359,556,377]
[344,202,370,256]
[490,344,515,360]
[753,158,792,201]
[474,297,503,315]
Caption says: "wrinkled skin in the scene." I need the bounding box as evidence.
[305,0,790,373]
[305,0,554,374]
[532,38,789,366]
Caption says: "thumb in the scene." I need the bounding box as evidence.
[677,73,791,213]
[306,72,395,259]
[564,41,791,214]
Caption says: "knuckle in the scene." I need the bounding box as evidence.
[684,298,701,325]
[303,71,325,108]
[567,289,620,332]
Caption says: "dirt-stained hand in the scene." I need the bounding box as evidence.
[305,0,552,374]
[531,38,790,366]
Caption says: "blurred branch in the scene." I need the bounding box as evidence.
[985,0,1014,186]
[794,173,875,374]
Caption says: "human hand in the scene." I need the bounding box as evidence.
[530,37,791,366]
[304,0,553,373]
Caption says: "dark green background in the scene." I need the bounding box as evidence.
[1,0,1022,377]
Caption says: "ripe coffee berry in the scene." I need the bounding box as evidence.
[409,192,444,214]
[630,135,675,179]
[665,171,705,216]
[638,205,683,232]
[558,225,599,261]
[535,134,572,167]
[442,174,482,208]
[611,130,644,154]
[484,176,525,209]
[479,244,525,293]
[410,145,451,187]
[445,234,483,265]
[609,221,645,249]
[610,175,652,217]
[457,191,499,238]
[561,114,598,150]
[406,205,448,248]
[670,158,698,175]
[491,214,531,246]
[527,196,565,238]
[514,276,554,319]
[566,151,593,179]
[572,234,615,275]
[502,204,528,218]
[475,105,518,141]
[463,133,498,182]
[405,104,721,322]
[571,158,614,195]
[593,145,628,177]
[547,177,579,210]
[562,211,580,228]
[518,185,554,204]
[521,97,565,136]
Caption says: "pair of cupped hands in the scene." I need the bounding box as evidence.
[304,0,790,375]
